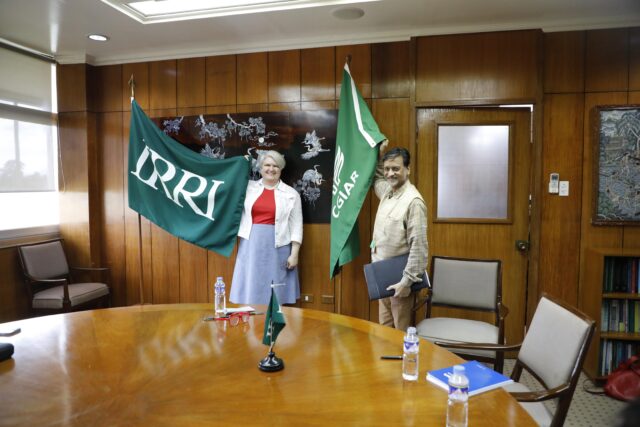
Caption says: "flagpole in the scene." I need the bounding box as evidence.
[128,74,144,305]
[259,282,284,372]
[268,316,275,353]
[128,74,136,102]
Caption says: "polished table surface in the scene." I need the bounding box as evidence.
[0,304,536,426]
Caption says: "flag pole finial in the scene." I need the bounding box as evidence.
[345,55,352,66]
[128,74,136,102]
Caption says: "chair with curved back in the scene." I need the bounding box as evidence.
[18,239,111,314]
[441,294,595,427]
[414,255,508,373]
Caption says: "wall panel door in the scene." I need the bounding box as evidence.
[416,107,532,345]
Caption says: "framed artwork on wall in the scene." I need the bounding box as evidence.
[152,110,337,224]
[591,105,640,226]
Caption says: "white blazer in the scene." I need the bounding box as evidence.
[237,179,303,248]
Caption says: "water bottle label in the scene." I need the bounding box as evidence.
[403,340,418,352]
[448,385,469,395]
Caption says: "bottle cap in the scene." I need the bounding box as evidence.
[407,326,416,335]
[453,365,465,375]
[216,276,223,281]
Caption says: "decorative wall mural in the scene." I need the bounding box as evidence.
[592,105,640,225]
[153,110,337,223]
[300,130,330,159]
[294,165,325,206]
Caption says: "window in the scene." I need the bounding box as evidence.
[0,45,58,238]
[436,124,511,221]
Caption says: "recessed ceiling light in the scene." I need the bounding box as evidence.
[332,7,365,20]
[88,34,110,42]
[101,0,379,24]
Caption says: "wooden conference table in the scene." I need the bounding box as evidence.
[0,305,535,426]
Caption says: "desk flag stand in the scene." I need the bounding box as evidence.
[259,282,286,372]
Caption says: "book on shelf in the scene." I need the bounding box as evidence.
[426,360,513,396]
[599,339,640,376]
[605,257,640,294]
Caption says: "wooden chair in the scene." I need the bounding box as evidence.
[18,239,111,314]
[414,255,508,373]
[442,294,595,427]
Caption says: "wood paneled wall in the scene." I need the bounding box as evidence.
[416,30,541,105]
[540,28,640,312]
[57,64,102,268]
[53,43,413,319]
[2,27,631,326]
[0,246,32,323]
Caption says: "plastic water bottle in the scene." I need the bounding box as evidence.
[214,277,226,317]
[447,364,469,427]
[402,326,419,381]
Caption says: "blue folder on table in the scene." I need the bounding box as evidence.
[426,360,513,396]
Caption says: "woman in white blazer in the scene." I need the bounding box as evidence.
[230,150,303,305]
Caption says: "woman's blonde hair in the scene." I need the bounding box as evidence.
[258,150,286,169]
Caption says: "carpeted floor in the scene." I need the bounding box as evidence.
[504,359,627,426]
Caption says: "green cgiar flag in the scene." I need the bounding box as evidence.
[329,63,387,277]
[128,100,249,257]
[262,287,286,346]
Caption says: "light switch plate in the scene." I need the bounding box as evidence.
[559,181,569,196]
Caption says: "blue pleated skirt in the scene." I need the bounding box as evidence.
[229,224,300,305]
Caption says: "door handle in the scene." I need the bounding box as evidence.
[515,240,530,252]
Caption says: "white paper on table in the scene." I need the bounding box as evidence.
[225,306,255,313]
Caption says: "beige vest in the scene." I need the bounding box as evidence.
[372,181,424,262]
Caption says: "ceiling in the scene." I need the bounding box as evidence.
[0,0,639,66]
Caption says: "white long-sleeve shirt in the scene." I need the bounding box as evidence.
[237,179,303,247]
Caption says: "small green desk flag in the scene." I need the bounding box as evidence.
[128,100,249,257]
[329,63,387,277]
[262,288,286,346]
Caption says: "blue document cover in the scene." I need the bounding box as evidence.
[426,360,513,396]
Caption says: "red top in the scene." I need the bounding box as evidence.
[252,188,276,224]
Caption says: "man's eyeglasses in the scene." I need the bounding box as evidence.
[214,312,251,327]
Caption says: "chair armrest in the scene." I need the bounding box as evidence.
[24,274,68,286]
[70,266,110,284]
[433,341,522,352]
[498,302,509,320]
[24,276,71,305]
[70,267,109,272]
[412,287,431,312]
[510,384,571,402]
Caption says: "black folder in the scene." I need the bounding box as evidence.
[363,253,429,300]
[0,343,14,362]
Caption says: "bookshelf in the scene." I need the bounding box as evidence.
[581,247,640,382]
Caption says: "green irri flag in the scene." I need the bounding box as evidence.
[262,287,286,346]
[329,63,387,277]
[128,100,249,257]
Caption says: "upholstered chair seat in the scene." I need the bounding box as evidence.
[32,282,110,310]
[416,317,499,359]
[503,382,554,427]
